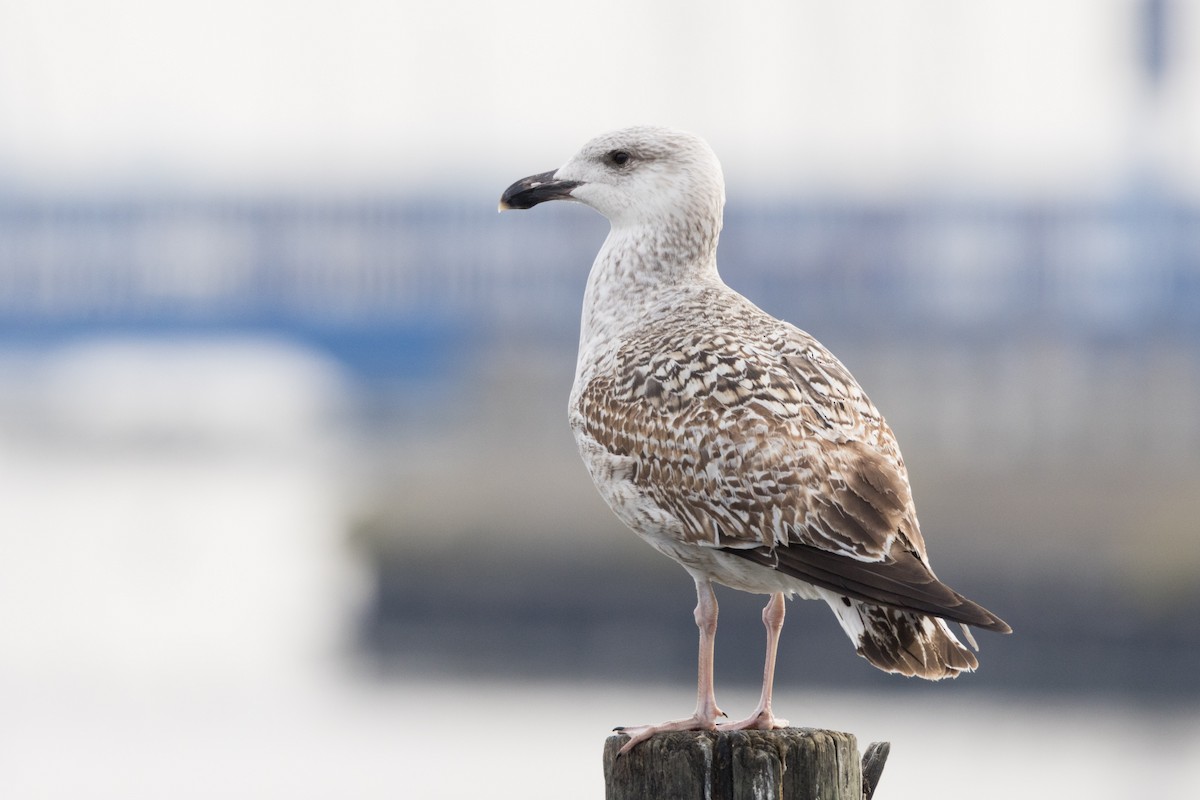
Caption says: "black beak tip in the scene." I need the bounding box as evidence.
[497,184,537,211]
[498,170,580,212]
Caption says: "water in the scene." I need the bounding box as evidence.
[2,676,1195,798]
[0,335,1196,798]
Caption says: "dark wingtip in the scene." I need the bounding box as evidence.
[725,542,1013,634]
[954,594,1013,634]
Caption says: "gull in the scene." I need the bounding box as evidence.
[499,126,1011,752]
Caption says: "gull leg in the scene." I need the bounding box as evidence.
[616,577,725,753]
[719,592,789,731]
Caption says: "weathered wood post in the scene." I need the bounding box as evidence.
[604,728,887,800]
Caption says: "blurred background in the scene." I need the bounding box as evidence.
[1,0,1198,797]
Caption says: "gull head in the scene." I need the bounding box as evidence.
[499,126,725,231]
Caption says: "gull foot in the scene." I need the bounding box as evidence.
[615,711,724,754]
[717,709,789,732]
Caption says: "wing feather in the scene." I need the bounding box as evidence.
[575,295,1009,633]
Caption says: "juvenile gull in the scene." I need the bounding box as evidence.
[499,126,1011,752]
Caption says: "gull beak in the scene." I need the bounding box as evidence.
[498,170,582,212]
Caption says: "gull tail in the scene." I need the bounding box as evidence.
[826,595,978,680]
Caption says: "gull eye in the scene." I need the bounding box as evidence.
[608,149,632,167]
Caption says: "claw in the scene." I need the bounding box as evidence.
[616,713,721,754]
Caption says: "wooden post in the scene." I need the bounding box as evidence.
[861,741,891,800]
[603,728,878,800]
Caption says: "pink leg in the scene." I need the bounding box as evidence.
[616,577,725,753]
[719,592,789,731]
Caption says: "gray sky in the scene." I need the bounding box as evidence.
[1,0,1197,195]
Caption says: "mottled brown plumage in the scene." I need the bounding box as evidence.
[500,126,1010,751]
